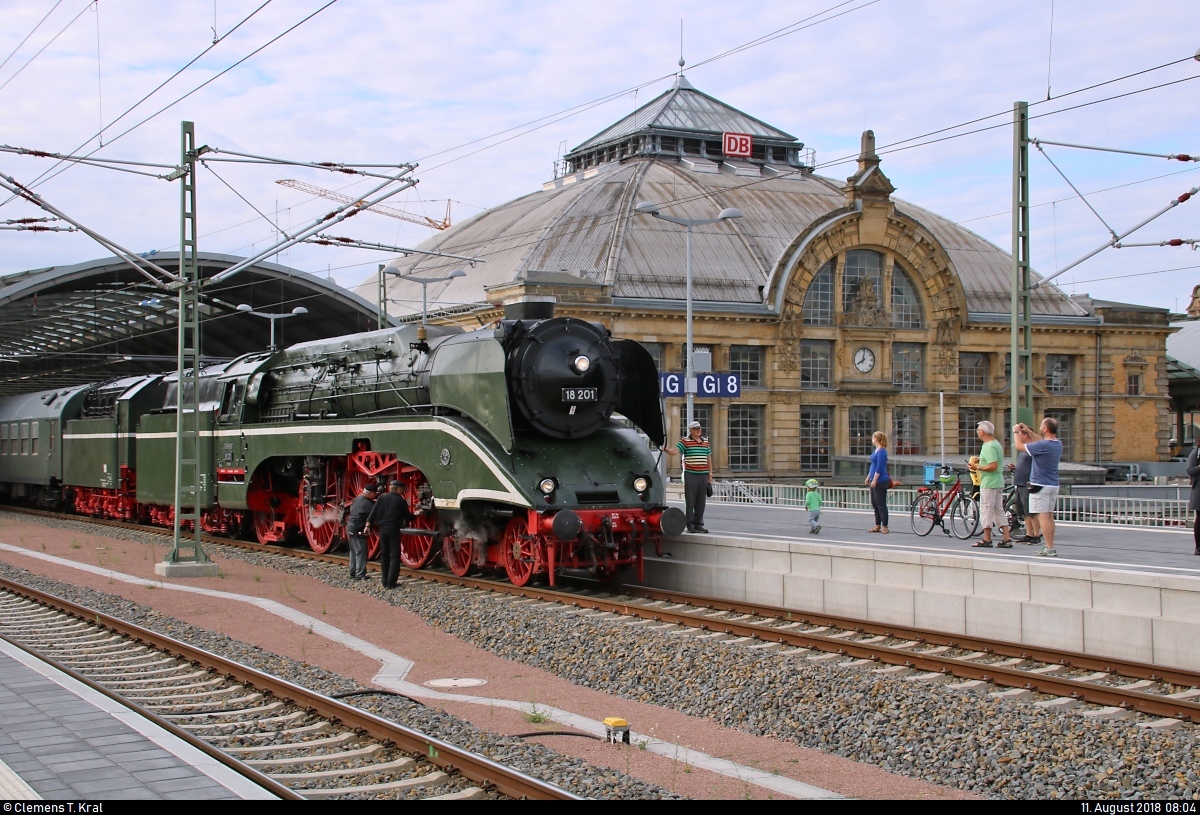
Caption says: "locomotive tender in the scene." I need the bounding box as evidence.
[0,301,685,585]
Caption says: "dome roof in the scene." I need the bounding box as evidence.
[363,82,1085,321]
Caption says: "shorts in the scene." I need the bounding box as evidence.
[979,487,1005,531]
[1028,485,1060,515]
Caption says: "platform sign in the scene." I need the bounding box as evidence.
[723,132,753,158]
[659,372,741,398]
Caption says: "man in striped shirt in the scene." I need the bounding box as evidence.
[663,420,712,533]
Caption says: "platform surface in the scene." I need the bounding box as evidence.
[0,638,276,800]
[687,501,1200,577]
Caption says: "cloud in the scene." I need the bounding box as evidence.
[0,0,1196,310]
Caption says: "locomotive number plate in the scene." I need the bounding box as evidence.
[562,387,598,402]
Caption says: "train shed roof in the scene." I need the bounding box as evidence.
[0,252,385,397]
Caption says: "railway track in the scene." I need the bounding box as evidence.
[0,575,580,801]
[5,505,1200,728]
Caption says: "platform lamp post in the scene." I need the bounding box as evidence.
[236,303,308,352]
[633,202,742,429]
[384,268,466,347]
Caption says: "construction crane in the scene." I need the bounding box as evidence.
[275,179,451,230]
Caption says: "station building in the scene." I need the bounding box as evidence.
[368,76,1175,480]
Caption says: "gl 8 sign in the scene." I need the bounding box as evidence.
[722,132,753,158]
[659,372,741,398]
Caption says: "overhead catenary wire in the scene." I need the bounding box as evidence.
[1034,185,1199,288]
[0,0,92,94]
[0,0,65,76]
[0,172,178,287]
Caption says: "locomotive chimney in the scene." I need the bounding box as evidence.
[503,295,556,321]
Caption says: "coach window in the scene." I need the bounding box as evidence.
[220,381,246,422]
[0,424,6,454]
[20,423,29,455]
[30,422,38,456]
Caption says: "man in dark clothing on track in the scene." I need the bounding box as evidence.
[365,480,418,588]
[344,482,378,580]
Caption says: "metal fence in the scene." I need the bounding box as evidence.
[704,481,1193,528]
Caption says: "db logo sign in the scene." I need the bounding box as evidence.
[723,132,752,158]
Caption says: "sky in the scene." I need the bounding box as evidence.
[0,0,1197,312]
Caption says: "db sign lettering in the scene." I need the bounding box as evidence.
[723,132,752,158]
[659,372,741,398]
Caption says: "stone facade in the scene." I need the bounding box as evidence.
[474,148,1173,478]
[378,85,1175,480]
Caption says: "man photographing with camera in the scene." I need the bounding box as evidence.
[1013,418,1062,558]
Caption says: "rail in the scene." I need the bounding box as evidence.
[705,481,1193,528]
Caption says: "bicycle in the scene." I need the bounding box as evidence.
[909,466,979,539]
[1003,482,1022,534]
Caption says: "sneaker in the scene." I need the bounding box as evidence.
[1018,535,1040,545]
[693,526,709,533]
[813,525,821,534]
[1037,547,1057,557]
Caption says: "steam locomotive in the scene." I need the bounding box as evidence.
[0,300,684,585]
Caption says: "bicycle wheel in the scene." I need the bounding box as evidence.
[910,493,937,537]
[950,495,980,540]
[1004,491,1021,533]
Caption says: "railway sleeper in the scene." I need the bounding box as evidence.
[102,670,210,687]
[224,731,357,754]
[269,757,416,782]
[81,661,186,677]
[19,632,114,645]
[111,677,226,695]
[146,692,263,710]
[163,701,286,720]
[205,721,331,744]
[179,710,307,732]
[127,683,246,702]
[427,787,489,801]
[244,743,384,767]
[299,771,450,799]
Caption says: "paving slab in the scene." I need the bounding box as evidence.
[0,639,279,800]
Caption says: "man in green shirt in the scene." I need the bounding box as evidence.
[969,420,1012,547]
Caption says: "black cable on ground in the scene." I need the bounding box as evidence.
[513,731,603,741]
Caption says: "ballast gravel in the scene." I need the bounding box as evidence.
[0,554,673,800]
[5,513,1199,800]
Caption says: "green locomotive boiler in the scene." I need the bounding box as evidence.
[0,301,684,585]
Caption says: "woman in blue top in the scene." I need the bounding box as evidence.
[865,430,891,533]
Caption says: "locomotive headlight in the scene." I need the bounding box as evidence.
[539,477,557,495]
[633,476,649,493]
[572,354,591,373]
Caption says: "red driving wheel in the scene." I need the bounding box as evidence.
[501,517,542,586]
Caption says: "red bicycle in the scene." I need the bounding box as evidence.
[909,466,979,539]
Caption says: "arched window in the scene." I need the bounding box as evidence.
[802,260,833,325]
[891,265,924,328]
[842,250,883,313]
